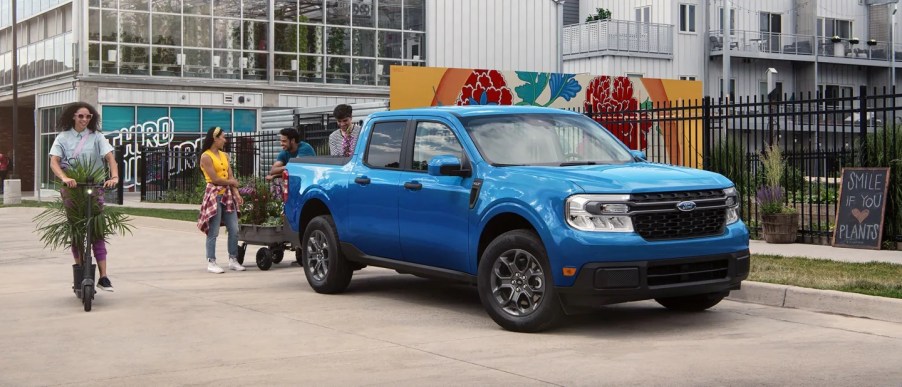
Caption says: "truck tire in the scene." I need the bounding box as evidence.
[477,230,564,332]
[301,215,352,294]
[655,292,726,312]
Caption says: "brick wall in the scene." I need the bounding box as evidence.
[0,107,37,191]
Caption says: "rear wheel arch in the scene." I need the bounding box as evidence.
[299,199,331,238]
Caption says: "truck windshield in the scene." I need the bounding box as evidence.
[464,113,634,166]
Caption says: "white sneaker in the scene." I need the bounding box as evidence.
[207,261,225,274]
[229,258,246,271]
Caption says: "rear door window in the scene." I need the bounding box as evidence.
[364,120,406,169]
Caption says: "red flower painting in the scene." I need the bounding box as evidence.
[456,69,514,106]
[584,76,651,150]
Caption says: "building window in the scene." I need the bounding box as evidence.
[679,75,696,81]
[626,72,643,78]
[719,78,735,102]
[717,7,735,35]
[635,6,650,23]
[818,18,852,39]
[679,4,696,33]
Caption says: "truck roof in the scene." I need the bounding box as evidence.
[372,105,580,119]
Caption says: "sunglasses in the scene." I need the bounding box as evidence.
[75,114,94,120]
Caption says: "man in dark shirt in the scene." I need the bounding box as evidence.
[0,150,9,193]
[267,128,315,181]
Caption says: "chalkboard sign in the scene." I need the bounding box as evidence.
[833,167,891,250]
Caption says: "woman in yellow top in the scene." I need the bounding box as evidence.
[198,127,245,274]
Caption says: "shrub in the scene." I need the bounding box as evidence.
[237,179,283,226]
[756,145,796,215]
[858,125,902,247]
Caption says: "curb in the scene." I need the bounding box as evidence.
[727,281,902,324]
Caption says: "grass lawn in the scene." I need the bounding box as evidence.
[4,200,899,299]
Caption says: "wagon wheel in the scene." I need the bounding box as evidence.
[271,245,285,264]
[256,247,273,271]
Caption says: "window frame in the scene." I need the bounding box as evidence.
[407,120,468,173]
[679,4,696,33]
[363,119,408,170]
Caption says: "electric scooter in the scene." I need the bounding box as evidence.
[72,177,100,312]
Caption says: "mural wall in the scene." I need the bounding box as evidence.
[389,65,703,167]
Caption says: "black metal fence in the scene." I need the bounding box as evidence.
[585,86,901,246]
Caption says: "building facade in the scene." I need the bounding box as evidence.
[565,0,902,100]
[0,0,563,192]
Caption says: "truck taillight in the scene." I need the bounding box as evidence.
[281,170,289,202]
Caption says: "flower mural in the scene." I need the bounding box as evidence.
[456,69,514,105]
[584,75,652,150]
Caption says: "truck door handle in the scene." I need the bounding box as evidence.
[354,176,371,185]
[403,181,422,191]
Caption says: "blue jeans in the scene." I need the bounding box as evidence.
[206,195,239,261]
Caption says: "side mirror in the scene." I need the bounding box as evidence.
[629,150,646,161]
[428,155,471,177]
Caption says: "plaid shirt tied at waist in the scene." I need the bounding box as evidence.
[197,183,237,235]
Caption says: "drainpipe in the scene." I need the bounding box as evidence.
[722,0,731,101]
[553,0,565,73]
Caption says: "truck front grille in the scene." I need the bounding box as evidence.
[647,258,729,286]
[629,190,728,240]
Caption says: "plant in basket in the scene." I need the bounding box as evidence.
[237,178,283,226]
[756,145,798,243]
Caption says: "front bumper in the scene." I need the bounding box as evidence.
[555,249,750,308]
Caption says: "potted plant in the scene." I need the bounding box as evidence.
[849,37,859,45]
[756,145,798,243]
[867,39,878,46]
[831,35,842,43]
[33,160,134,257]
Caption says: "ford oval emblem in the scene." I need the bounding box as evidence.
[676,201,697,212]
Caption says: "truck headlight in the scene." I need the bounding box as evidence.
[724,187,740,225]
[565,195,634,232]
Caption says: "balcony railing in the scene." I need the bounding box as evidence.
[709,29,902,62]
[563,19,673,57]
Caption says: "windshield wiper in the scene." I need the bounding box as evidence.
[493,163,529,167]
[559,161,597,166]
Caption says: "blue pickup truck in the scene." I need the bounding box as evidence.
[285,106,749,332]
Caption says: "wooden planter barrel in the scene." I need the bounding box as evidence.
[761,213,799,244]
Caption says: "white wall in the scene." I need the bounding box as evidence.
[426,0,560,72]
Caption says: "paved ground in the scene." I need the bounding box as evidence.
[2,206,902,385]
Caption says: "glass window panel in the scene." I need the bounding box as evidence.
[64,33,73,70]
[243,0,269,20]
[101,106,136,132]
[378,30,401,58]
[120,45,150,75]
[365,121,404,169]
[412,122,463,171]
[101,10,117,41]
[375,59,397,86]
[152,47,180,76]
[234,109,257,133]
[352,58,375,85]
[89,0,100,7]
[89,43,101,73]
[403,32,422,60]
[274,53,297,81]
[101,0,116,8]
[183,48,211,78]
[274,0,298,21]
[243,52,267,80]
[101,44,117,74]
[184,0,211,14]
[34,41,44,78]
[298,0,324,23]
[327,0,350,26]
[243,21,268,51]
[54,35,65,73]
[203,108,232,132]
[213,19,241,49]
[184,16,211,47]
[404,0,424,31]
[352,0,374,27]
[274,23,298,52]
[120,0,150,11]
[214,0,241,17]
[352,28,374,57]
[326,26,349,55]
[170,107,201,132]
[378,0,401,30]
[138,106,168,125]
[298,55,322,81]
[153,0,182,13]
[153,14,181,46]
[299,24,323,54]
[120,12,149,43]
[325,57,348,83]
[213,50,240,78]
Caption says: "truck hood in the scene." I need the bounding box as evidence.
[507,163,733,193]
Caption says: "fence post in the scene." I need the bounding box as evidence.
[702,96,711,170]
[858,85,868,167]
[139,144,146,202]
[115,145,124,205]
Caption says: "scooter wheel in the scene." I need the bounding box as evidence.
[83,284,94,312]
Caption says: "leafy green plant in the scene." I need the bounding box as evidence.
[858,125,902,248]
[33,159,134,254]
[707,139,747,192]
[237,178,283,226]
[586,8,612,22]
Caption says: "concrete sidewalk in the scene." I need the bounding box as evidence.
[8,195,902,324]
